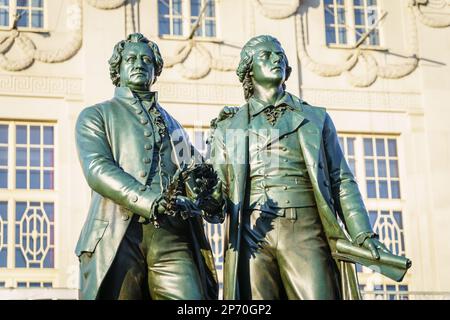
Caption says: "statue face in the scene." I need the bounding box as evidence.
[119,42,155,91]
[250,41,287,88]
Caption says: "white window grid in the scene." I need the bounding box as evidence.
[338,133,408,288]
[363,136,401,200]
[16,280,52,288]
[158,0,218,40]
[190,0,216,38]
[0,0,46,31]
[323,0,382,48]
[0,121,57,288]
[14,124,55,191]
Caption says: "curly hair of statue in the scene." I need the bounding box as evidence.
[236,35,292,101]
[108,33,164,87]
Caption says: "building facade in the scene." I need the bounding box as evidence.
[0,0,449,299]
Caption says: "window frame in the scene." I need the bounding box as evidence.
[0,120,57,289]
[0,0,48,32]
[323,0,384,49]
[158,0,219,41]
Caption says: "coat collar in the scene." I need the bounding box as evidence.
[248,91,298,117]
[114,87,159,104]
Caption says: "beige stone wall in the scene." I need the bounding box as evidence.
[0,0,449,297]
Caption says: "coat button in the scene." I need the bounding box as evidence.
[139,171,147,177]
[324,181,329,187]
[140,118,148,125]
[121,213,130,221]
[143,157,151,164]
[145,144,153,150]
[285,200,290,204]
[283,186,288,190]
[136,109,143,115]
[319,162,324,169]
[282,147,287,151]
[144,131,152,137]
[131,195,138,202]
[330,198,335,205]
[139,185,147,191]
[283,159,288,162]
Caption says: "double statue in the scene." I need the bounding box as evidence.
[75,33,410,300]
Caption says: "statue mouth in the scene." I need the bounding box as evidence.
[271,66,282,71]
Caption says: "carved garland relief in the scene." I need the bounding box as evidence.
[0,0,448,88]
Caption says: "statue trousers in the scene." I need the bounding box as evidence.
[96,214,204,300]
[238,207,341,300]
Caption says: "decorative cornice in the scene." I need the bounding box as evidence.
[301,87,422,114]
[0,74,83,98]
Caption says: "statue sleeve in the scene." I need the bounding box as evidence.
[208,125,229,220]
[75,107,159,220]
[322,112,373,242]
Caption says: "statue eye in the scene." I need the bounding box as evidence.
[143,56,152,64]
[126,56,136,63]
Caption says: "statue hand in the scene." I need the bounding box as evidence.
[175,196,202,219]
[361,237,391,260]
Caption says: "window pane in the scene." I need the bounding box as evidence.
[369,29,379,45]
[0,0,9,6]
[366,180,376,198]
[338,27,347,44]
[375,138,385,156]
[379,180,388,198]
[354,0,363,5]
[158,0,169,15]
[32,0,43,7]
[30,170,40,189]
[16,147,27,166]
[205,20,215,37]
[391,181,401,199]
[347,138,355,156]
[191,0,200,16]
[363,138,373,156]
[388,139,397,156]
[17,0,28,6]
[206,0,215,17]
[325,7,334,25]
[0,169,7,188]
[159,18,170,36]
[30,126,40,145]
[173,18,183,35]
[16,9,29,27]
[0,146,7,165]
[377,159,387,177]
[0,9,7,27]
[338,137,344,150]
[337,8,345,24]
[0,125,7,143]
[389,159,399,178]
[349,159,356,176]
[326,26,336,45]
[43,126,53,145]
[172,0,182,15]
[16,125,27,144]
[16,169,27,189]
[43,170,53,189]
[365,159,374,177]
[354,8,364,25]
[31,10,43,28]
[30,147,40,166]
[43,148,53,167]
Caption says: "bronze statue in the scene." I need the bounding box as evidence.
[74,33,218,300]
[208,35,410,300]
